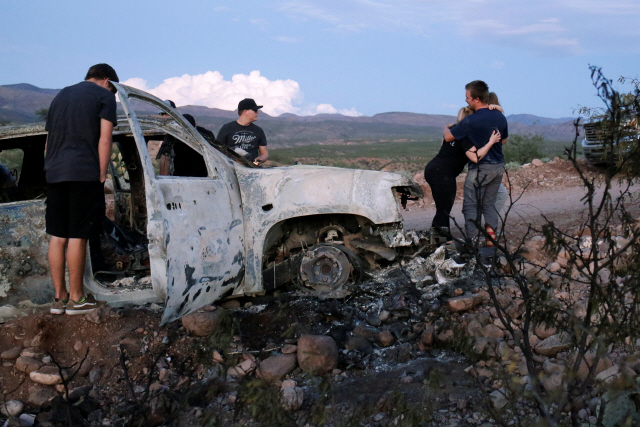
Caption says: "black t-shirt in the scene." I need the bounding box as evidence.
[431,132,474,176]
[216,121,267,161]
[450,108,508,168]
[197,126,216,146]
[45,81,117,183]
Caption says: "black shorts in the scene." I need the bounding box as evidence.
[45,181,105,239]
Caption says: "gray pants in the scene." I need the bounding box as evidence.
[463,163,504,238]
[493,183,509,217]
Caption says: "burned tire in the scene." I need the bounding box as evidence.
[299,244,362,293]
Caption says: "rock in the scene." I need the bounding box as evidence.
[345,336,373,354]
[547,262,561,272]
[89,368,102,384]
[466,319,483,337]
[379,330,395,347]
[490,388,508,409]
[535,334,571,356]
[595,364,637,388]
[446,295,481,312]
[15,356,42,374]
[19,413,36,426]
[0,399,24,417]
[221,300,241,309]
[379,310,390,322]
[542,373,566,393]
[481,324,505,339]
[400,375,412,383]
[473,337,497,356]
[30,366,64,385]
[531,159,544,167]
[74,356,93,377]
[534,324,557,339]
[67,385,92,403]
[436,329,454,343]
[366,312,382,326]
[20,348,41,359]
[353,323,380,341]
[257,354,297,383]
[297,335,339,375]
[29,331,45,348]
[421,326,434,346]
[181,308,227,336]
[1,346,22,360]
[281,345,297,354]
[281,379,297,389]
[227,359,256,378]
[86,306,110,324]
[212,350,224,363]
[281,386,304,411]
[27,384,57,406]
[572,351,614,380]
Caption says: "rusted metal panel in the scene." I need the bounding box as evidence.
[233,165,418,294]
[113,83,245,325]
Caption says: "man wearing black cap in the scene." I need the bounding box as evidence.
[45,63,119,316]
[216,98,268,165]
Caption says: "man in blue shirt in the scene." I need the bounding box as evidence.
[443,80,508,244]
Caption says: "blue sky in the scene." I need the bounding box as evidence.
[1,0,639,118]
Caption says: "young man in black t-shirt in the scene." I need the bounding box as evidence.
[216,98,268,165]
[45,63,119,315]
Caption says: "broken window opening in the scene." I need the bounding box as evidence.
[0,136,46,203]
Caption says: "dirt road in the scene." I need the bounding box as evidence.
[403,174,640,240]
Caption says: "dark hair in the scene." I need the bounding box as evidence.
[487,91,500,106]
[182,114,196,127]
[465,80,489,104]
[85,64,119,82]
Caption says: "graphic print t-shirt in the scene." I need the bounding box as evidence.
[216,121,267,161]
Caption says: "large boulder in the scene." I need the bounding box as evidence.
[535,334,571,356]
[15,356,42,374]
[27,384,57,406]
[297,335,338,375]
[257,354,297,383]
[181,307,226,336]
[1,346,22,360]
[30,366,64,386]
[446,295,481,312]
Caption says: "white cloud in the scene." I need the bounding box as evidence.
[276,0,640,56]
[490,60,505,70]
[122,71,362,117]
[315,104,363,116]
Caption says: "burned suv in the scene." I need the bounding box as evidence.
[0,83,425,324]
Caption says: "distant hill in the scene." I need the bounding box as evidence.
[0,83,581,144]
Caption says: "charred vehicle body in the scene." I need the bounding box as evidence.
[0,83,426,324]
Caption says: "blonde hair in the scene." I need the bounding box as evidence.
[457,107,474,123]
[457,92,502,123]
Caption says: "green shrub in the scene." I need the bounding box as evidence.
[504,161,521,170]
[503,134,544,165]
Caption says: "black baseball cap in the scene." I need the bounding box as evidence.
[238,98,262,112]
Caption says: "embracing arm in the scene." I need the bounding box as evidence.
[443,124,456,142]
[465,131,501,163]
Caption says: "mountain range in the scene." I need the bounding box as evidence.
[0,83,581,147]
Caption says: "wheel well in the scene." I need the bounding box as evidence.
[262,214,373,268]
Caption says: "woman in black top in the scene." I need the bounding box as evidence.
[425,106,501,234]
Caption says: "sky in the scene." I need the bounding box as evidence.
[1,0,639,118]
